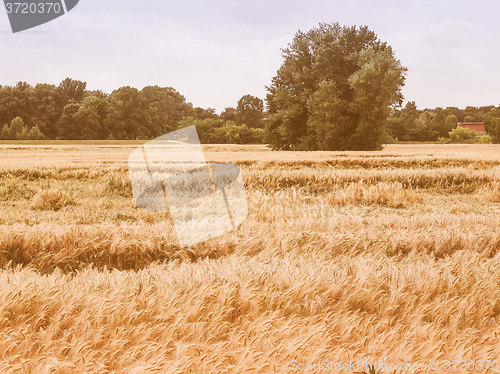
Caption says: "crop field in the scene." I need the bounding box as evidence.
[0,143,500,373]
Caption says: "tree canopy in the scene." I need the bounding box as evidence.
[266,22,407,150]
[0,79,266,143]
[236,94,265,129]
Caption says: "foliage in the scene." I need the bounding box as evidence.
[220,107,237,122]
[236,94,265,129]
[217,121,265,144]
[448,126,478,143]
[478,134,493,144]
[1,117,45,140]
[389,105,499,142]
[105,86,158,140]
[56,104,83,140]
[59,78,87,103]
[1,74,499,144]
[179,118,265,144]
[266,22,407,150]
[178,117,224,143]
[492,117,500,143]
[141,85,194,134]
[0,79,199,141]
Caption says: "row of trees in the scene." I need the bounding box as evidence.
[1,23,500,148]
[0,79,265,142]
[387,102,500,142]
[2,76,500,145]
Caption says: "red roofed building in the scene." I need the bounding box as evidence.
[457,122,486,135]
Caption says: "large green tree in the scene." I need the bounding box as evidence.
[266,23,407,150]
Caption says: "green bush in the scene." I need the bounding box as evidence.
[1,117,46,140]
[448,126,477,143]
[478,134,493,144]
[178,119,266,144]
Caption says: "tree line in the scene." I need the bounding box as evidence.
[2,23,500,148]
[0,79,266,143]
[2,77,499,146]
[387,102,500,143]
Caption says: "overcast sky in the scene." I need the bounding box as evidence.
[0,0,499,112]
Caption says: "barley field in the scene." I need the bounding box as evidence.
[0,143,500,373]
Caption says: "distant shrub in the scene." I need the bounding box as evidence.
[178,119,266,144]
[478,134,493,144]
[440,128,492,144]
[216,122,266,144]
[1,117,46,140]
[448,127,477,143]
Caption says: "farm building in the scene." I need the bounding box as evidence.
[457,122,486,135]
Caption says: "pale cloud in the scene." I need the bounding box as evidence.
[0,0,499,111]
